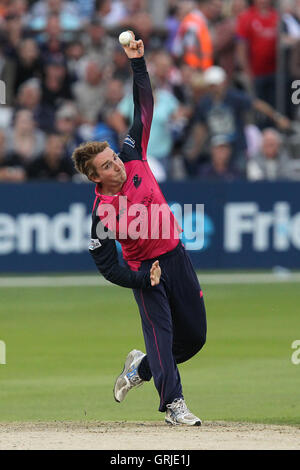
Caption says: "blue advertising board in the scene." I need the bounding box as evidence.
[0,181,300,272]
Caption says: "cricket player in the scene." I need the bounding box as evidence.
[72,34,207,426]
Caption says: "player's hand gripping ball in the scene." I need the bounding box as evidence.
[119,31,134,46]
[119,31,144,59]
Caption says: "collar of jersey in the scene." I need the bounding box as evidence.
[95,183,121,202]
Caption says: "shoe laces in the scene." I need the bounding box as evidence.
[130,374,141,384]
[167,398,189,415]
[126,367,141,385]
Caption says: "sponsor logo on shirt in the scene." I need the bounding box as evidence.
[124,135,136,148]
[89,238,101,250]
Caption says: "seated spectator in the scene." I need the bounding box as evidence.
[2,13,24,59]
[72,0,95,22]
[16,78,55,132]
[129,11,157,49]
[90,79,125,152]
[13,38,43,95]
[27,132,75,180]
[65,40,86,83]
[174,64,204,107]
[16,79,41,112]
[186,66,291,175]
[199,135,242,181]
[38,13,66,64]
[6,109,46,165]
[116,80,181,174]
[94,0,137,29]
[7,0,30,27]
[82,17,115,69]
[149,51,193,109]
[0,38,15,106]
[54,103,82,157]
[112,45,131,82]
[150,51,180,94]
[0,128,26,182]
[41,57,72,111]
[72,59,107,124]
[247,128,292,181]
[29,0,82,31]
[96,78,125,138]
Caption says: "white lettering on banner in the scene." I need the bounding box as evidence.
[18,214,49,253]
[291,340,300,365]
[224,202,300,252]
[0,80,5,105]
[0,214,15,254]
[0,204,90,255]
[0,341,6,364]
[274,203,290,251]
[224,203,257,251]
[290,213,300,249]
[291,80,300,105]
[94,199,204,249]
[183,204,205,251]
[51,204,87,253]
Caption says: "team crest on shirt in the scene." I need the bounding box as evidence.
[133,174,142,188]
[124,135,136,148]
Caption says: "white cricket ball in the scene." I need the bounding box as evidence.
[119,31,133,46]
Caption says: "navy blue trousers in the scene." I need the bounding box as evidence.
[133,243,207,412]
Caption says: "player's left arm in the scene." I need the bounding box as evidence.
[120,34,154,162]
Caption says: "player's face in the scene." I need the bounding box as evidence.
[92,147,127,188]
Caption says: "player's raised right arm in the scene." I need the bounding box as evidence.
[121,35,154,161]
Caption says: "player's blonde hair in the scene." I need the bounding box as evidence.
[71,141,109,180]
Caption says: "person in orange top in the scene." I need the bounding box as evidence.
[173,0,222,70]
[0,0,9,19]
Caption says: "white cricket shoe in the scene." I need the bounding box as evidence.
[165,398,202,426]
[113,349,146,403]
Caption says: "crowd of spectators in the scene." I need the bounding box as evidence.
[0,0,299,183]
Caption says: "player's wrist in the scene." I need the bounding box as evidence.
[130,56,145,62]
[130,57,147,72]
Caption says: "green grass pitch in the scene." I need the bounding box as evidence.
[0,280,299,424]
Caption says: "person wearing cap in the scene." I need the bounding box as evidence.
[199,134,242,181]
[186,65,291,175]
